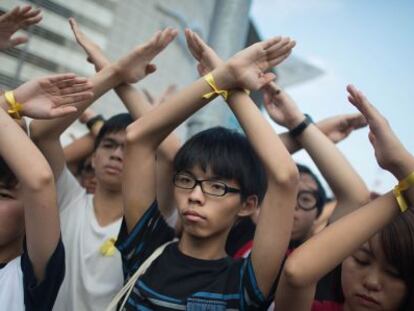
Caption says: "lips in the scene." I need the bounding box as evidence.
[182,210,206,222]
[355,293,380,307]
[104,165,122,174]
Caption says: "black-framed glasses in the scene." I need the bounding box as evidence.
[173,173,241,197]
[296,190,318,211]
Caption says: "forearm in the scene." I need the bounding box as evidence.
[284,191,399,287]
[64,133,95,168]
[280,132,301,154]
[297,124,369,210]
[0,102,53,189]
[114,84,152,120]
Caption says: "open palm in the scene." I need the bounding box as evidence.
[0,6,42,50]
[14,74,93,119]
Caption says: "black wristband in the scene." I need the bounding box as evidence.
[86,115,105,131]
[289,114,313,137]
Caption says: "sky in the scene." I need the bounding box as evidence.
[251,0,414,194]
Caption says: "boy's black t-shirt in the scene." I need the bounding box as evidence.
[116,201,273,310]
[22,238,65,311]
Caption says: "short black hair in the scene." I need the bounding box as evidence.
[0,157,18,189]
[297,163,327,217]
[173,127,267,204]
[94,113,133,150]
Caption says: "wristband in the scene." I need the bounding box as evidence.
[289,114,313,137]
[393,171,414,213]
[202,73,229,100]
[86,114,105,131]
[4,91,23,120]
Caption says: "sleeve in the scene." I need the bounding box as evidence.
[115,201,175,279]
[239,256,278,310]
[21,238,65,311]
[56,165,86,212]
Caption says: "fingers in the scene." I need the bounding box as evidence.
[258,72,276,89]
[346,84,381,123]
[9,36,28,48]
[262,36,282,50]
[59,82,93,96]
[46,73,77,83]
[69,17,83,41]
[185,28,201,60]
[347,113,368,129]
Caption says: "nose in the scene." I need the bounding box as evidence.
[188,183,205,205]
[363,268,382,292]
[110,145,123,161]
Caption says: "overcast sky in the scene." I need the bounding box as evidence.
[251,0,414,194]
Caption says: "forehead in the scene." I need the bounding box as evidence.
[299,173,318,191]
[183,166,239,184]
[101,131,126,143]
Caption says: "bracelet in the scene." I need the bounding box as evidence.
[86,114,105,131]
[4,91,23,120]
[393,171,414,213]
[289,114,313,137]
[202,73,229,100]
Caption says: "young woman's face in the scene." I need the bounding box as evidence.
[341,234,407,311]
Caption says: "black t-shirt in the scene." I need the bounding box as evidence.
[116,201,273,310]
[22,238,65,311]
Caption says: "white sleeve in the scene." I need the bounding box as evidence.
[56,166,87,213]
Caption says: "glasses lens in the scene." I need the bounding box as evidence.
[174,174,195,189]
[203,180,227,196]
[297,192,317,210]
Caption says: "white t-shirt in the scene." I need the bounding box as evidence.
[0,257,24,310]
[53,167,123,311]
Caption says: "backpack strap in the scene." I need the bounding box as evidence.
[105,240,176,311]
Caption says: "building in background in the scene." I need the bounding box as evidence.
[0,0,322,141]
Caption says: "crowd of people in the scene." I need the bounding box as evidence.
[0,5,413,311]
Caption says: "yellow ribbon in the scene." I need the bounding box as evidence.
[4,91,23,120]
[100,238,117,256]
[393,171,414,213]
[202,73,229,100]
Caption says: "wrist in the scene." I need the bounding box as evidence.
[286,113,307,130]
[289,114,314,137]
[389,151,414,180]
[210,65,236,91]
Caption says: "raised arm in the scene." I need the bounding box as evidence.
[70,18,181,218]
[30,27,177,179]
[0,5,42,50]
[263,82,370,221]
[123,32,295,235]
[275,85,414,311]
[0,73,90,281]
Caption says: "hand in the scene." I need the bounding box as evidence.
[114,28,178,84]
[347,84,410,178]
[262,81,304,129]
[224,36,295,91]
[316,113,367,143]
[185,28,224,76]
[78,108,97,124]
[13,73,93,119]
[0,5,42,50]
[69,17,110,71]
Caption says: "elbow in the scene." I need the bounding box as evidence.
[271,164,300,189]
[26,168,54,192]
[282,257,309,288]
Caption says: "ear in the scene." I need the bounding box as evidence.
[238,195,259,217]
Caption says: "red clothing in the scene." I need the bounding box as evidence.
[312,301,343,311]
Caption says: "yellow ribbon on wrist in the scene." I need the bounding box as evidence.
[99,237,117,256]
[202,73,229,100]
[393,171,414,213]
[4,91,23,120]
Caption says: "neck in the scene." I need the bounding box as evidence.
[0,236,23,264]
[93,185,123,226]
[178,230,229,260]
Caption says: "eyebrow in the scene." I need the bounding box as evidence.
[102,137,122,144]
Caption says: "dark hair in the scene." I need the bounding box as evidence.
[0,157,18,189]
[380,209,414,311]
[296,163,327,217]
[94,113,133,150]
[173,127,267,204]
